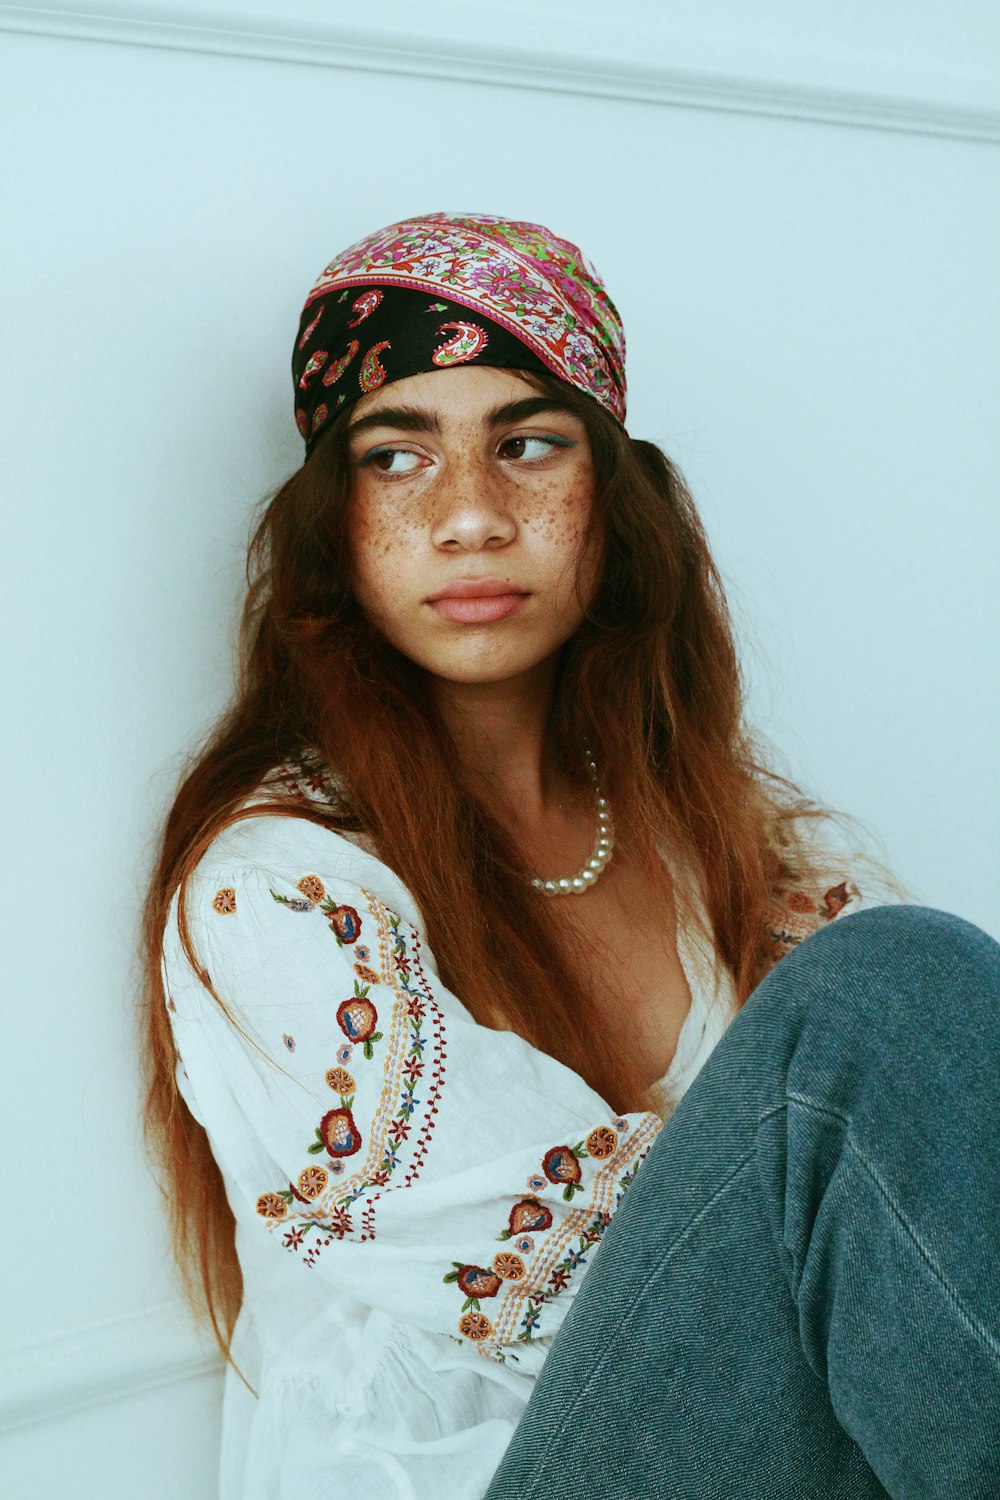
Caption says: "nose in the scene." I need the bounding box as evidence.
[428,452,518,552]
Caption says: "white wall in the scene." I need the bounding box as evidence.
[1,3,997,1492]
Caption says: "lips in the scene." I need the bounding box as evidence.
[424,576,531,624]
[426,577,529,602]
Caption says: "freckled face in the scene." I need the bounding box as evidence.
[345,365,602,686]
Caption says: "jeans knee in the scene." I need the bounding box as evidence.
[790,902,1000,1048]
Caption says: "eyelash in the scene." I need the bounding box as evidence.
[357,433,574,478]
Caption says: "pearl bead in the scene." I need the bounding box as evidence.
[528,742,614,896]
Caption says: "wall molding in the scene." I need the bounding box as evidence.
[0,1,998,143]
[0,1300,223,1433]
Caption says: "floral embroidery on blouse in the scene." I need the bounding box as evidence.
[253,886,448,1267]
[336,986,384,1058]
[542,1144,585,1198]
[269,882,364,946]
[296,874,325,903]
[443,1112,662,1362]
[763,874,863,965]
[211,887,237,914]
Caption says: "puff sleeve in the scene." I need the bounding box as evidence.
[160,813,663,1494]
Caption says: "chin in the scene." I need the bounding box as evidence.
[428,657,538,685]
[430,641,567,685]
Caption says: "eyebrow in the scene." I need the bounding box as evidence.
[346,395,579,439]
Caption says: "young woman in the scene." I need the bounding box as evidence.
[142,211,1000,1498]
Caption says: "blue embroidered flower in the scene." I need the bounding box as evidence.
[283,1034,296,1052]
[614,1117,629,1132]
[526,1173,546,1191]
[514,1235,535,1254]
[355,944,371,963]
[336,1043,353,1064]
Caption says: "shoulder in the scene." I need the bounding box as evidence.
[172,755,430,954]
[764,809,913,964]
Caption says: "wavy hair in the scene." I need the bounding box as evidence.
[139,367,906,1372]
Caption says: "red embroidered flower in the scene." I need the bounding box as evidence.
[336,997,378,1043]
[328,904,362,943]
[543,1145,582,1185]
[457,1265,503,1300]
[327,1206,354,1237]
[505,1198,554,1238]
[318,1106,362,1158]
[822,881,854,919]
[786,890,817,914]
[586,1125,618,1159]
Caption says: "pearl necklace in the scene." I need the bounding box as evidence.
[529,746,615,896]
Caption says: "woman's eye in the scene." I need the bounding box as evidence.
[359,447,422,476]
[499,434,571,462]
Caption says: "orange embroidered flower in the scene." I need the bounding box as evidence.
[296,1165,329,1200]
[325,1066,356,1096]
[586,1125,618,1159]
[212,887,237,915]
[353,963,380,985]
[786,891,816,914]
[297,875,325,903]
[458,1311,493,1342]
[493,1252,526,1281]
[256,1192,287,1219]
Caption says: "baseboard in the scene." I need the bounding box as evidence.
[0,1300,223,1433]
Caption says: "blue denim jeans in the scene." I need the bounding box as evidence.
[484,906,1000,1499]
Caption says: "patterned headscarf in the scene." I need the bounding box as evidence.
[291,211,627,456]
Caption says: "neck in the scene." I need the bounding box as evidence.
[428,659,582,827]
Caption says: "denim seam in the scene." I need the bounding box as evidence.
[785,1091,1000,1366]
[509,1145,760,1499]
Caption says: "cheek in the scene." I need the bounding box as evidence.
[349,488,424,587]
[518,477,592,548]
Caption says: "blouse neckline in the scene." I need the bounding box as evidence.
[263,752,736,1114]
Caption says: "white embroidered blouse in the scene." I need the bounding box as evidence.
[160,759,899,1499]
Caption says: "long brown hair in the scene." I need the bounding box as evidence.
[139,367,906,1370]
